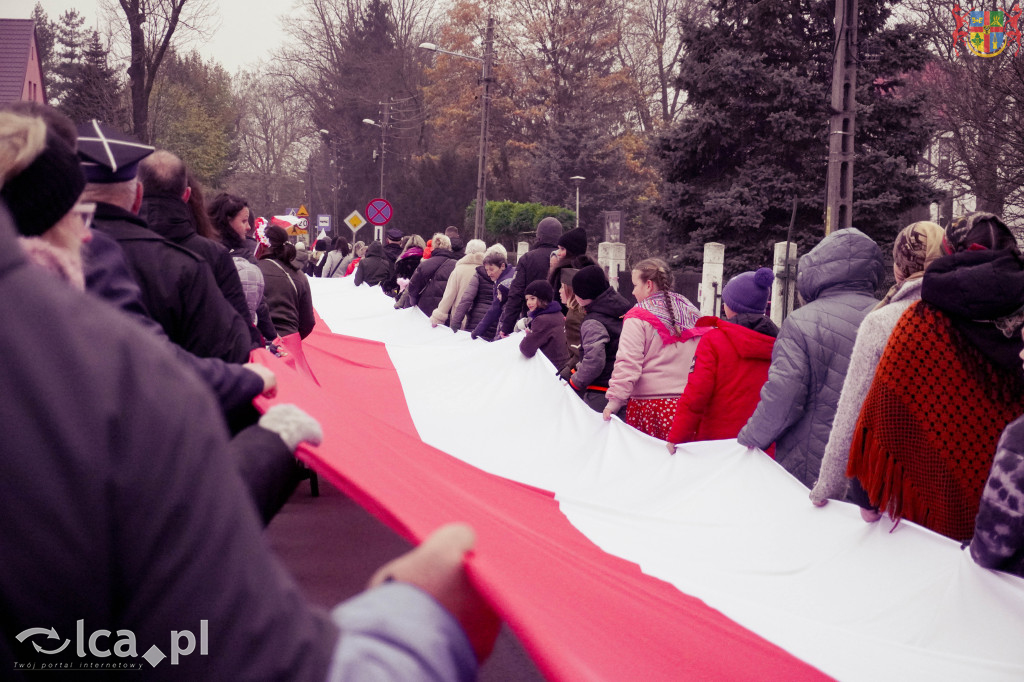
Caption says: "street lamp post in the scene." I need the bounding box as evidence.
[570,175,585,228]
[420,16,495,241]
[362,100,390,199]
[320,129,339,235]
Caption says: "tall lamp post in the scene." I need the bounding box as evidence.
[362,101,391,199]
[570,175,585,227]
[420,16,495,241]
[319,129,340,234]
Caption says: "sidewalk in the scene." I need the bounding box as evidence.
[266,479,547,681]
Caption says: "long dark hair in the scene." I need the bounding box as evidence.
[186,172,216,239]
[333,235,351,258]
[207,192,249,248]
[261,224,297,265]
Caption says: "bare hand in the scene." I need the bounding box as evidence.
[498,331,507,339]
[665,441,677,455]
[602,406,612,421]
[369,524,501,662]
[860,507,882,523]
[244,363,277,398]
[811,497,827,507]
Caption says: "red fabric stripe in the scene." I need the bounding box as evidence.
[254,329,827,681]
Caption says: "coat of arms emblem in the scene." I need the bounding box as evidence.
[952,3,1023,56]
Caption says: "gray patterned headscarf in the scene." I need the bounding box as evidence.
[876,221,945,310]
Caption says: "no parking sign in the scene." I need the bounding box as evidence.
[365,198,392,226]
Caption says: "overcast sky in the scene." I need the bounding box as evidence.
[9,0,292,74]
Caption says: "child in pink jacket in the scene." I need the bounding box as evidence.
[602,258,705,439]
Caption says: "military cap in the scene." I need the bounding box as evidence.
[76,120,155,184]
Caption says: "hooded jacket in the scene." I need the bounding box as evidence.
[571,287,633,390]
[408,248,458,318]
[668,315,778,444]
[737,228,883,488]
[921,248,1024,380]
[354,241,394,288]
[499,223,562,335]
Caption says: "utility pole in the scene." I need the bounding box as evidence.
[380,99,390,199]
[473,17,495,241]
[825,0,858,235]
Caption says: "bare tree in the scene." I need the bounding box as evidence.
[100,0,215,142]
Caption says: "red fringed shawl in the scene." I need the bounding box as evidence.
[847,301,1024,541]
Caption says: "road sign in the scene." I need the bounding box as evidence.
[285,207,298,216]
[344,210,367,235]
[297,205,309,218]
[317,214,331,229]
[365,198,392,226]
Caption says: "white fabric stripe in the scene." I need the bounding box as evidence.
[310,276,1024,682]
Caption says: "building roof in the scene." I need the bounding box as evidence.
[0,19,36,104]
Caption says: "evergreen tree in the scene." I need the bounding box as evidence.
[657,0,938,274]
[47,10,86,107]
[31,3,54,78]
[60,31,128,127]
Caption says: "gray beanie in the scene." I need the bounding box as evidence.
[535,216,562,246]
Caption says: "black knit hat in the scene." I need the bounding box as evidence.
[525,279,554,303]
[557,227,587,256]
[1,131,85,237]
[572,264,609,300]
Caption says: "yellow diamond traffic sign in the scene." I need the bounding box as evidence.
[344,210,366,233]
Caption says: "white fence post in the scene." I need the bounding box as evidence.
[771,241,798,327]
[517,241,529,264]
[699,242,724,317]
[598,242,627,291]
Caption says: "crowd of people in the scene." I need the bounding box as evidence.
[337,202,1024,581]
[3,104,1024,677]
[0,107,497,678]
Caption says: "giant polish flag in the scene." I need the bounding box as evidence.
[255,277,1024,681]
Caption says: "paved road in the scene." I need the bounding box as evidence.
[267,478,547,681]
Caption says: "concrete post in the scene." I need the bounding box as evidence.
[598,242,627,291]
[771,241,798,327]
[699,242,724,317]
[517,241,529,264]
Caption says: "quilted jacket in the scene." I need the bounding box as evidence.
[737,228,883,488]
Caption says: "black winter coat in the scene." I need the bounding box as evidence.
[83,230,263,411]
[499,239,559,335]
[354,241,394,288]
[408,249,458,317]
[0,209,339,679]
[140,193,258,345]
[258,256,315,338]
[91,202,252,364]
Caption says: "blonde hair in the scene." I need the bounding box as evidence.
[432,233,451,250]
[0,112,47,186]
[402,234,426,250]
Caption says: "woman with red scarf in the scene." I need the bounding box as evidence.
[602,258,704,439]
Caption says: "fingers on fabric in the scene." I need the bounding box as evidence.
[368,523,501,662]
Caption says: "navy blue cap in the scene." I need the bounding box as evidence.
[76,120,154,184]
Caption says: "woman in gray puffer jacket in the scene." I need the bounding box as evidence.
[737,227,884,489]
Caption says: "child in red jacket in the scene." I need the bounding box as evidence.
[666,267,779,454]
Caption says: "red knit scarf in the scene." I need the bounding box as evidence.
[847,302,1024,541]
